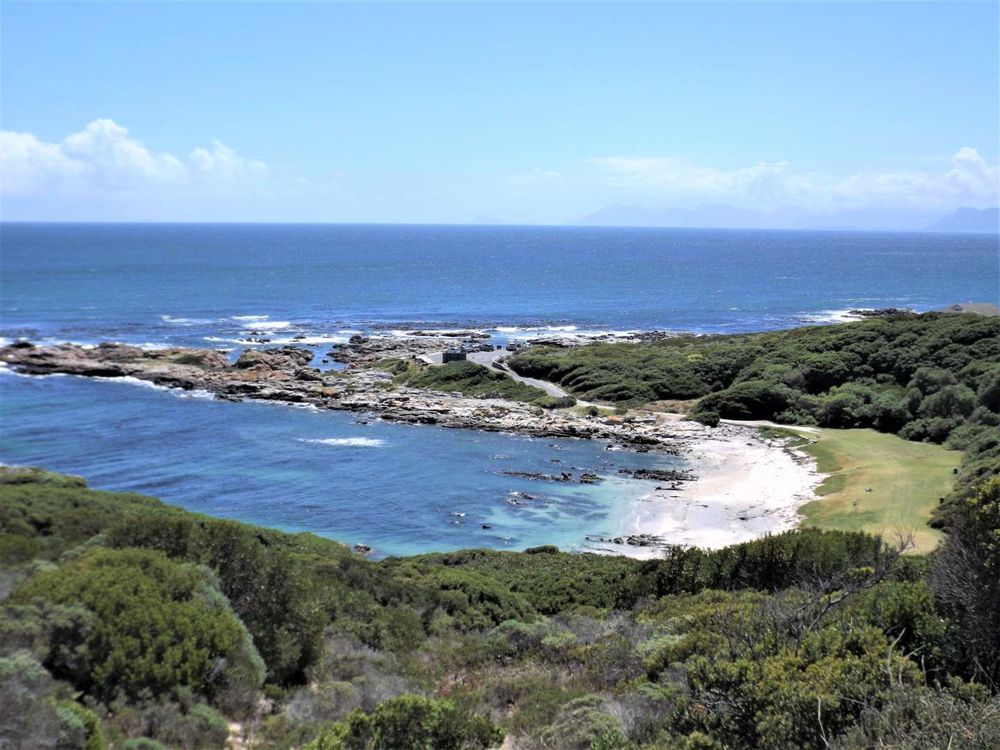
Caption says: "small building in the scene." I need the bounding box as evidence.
[442,349,467,363]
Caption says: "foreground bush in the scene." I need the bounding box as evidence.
[3,459,998,749]
[833,684,1000,750]
[304,694,504,750]
[13,548,264,705]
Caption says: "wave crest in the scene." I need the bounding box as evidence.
[297,437,385,448]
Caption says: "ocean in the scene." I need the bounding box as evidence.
[1,223,996,555]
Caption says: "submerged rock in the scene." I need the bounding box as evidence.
[618,468,696,482]
[586,533,666,548]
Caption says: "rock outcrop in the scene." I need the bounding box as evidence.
[0,340,718,452]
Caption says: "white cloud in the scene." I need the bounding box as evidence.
[0,130,91,194]
[189,140,267,184]
[590,148,999,212]
[0,119,266,197]
[3,119,996,225]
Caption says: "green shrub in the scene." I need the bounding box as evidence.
[305,694,504,750]
[13,548,259,703]
[539,695,625,750]
[688,410,720,427]
[679,626,920,749]
[0,476,163,564]
[833,684,1000,750]
[188,703,231,747]
[105,513,331,686]
[56,701,107,750]
[697,380,797,420]
[535,394,577,409]
[848,581,950,676]
[0,650,61,748]
[930,475,1000,685]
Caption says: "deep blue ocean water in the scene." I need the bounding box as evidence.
[1,223,997,555]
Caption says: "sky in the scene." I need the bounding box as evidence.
[1,1,998,227]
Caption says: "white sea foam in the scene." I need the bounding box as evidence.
[100,375,215,400]
[257,334,349,346]
[494,325,641,340]
[0,364,69,379]
[160,315,214,325]
[178,389,216,400]
[204,333,348,346]
[204,336,244,344]
[244,399,321,412]
[247,320,292,331]
[800,309,864,324]
[28,339,99,350]
[495,325,578,333]
[102,376,172,392]
[297,437,386,448]
[31,338,170,352]
[2,368,214,397]
[231,315,270,322]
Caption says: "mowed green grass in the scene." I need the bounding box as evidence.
[796,428,961,553]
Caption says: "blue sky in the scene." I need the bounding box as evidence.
[1,1,997,225]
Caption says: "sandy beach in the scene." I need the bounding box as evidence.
[604,421,825,559]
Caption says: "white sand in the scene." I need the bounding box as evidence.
[606,422,824,559]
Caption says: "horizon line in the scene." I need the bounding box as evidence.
[1,220,997,236]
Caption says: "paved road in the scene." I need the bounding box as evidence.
[467,351,579,400]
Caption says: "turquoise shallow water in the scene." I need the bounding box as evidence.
[0,223,996,554]
[0,370,676,557]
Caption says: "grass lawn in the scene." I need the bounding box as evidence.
[781,428,961,553]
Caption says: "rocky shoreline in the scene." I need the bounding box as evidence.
[0,340,718,454]
[1,338,826,556]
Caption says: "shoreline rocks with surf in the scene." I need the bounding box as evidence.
[0,340,701,452]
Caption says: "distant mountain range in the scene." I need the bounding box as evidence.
[925,207,1000,233]
[572,203,1000,233]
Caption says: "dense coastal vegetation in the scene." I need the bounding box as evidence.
[2,311,999,749]
[509,313,1000,442]
[2,458,998,747]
